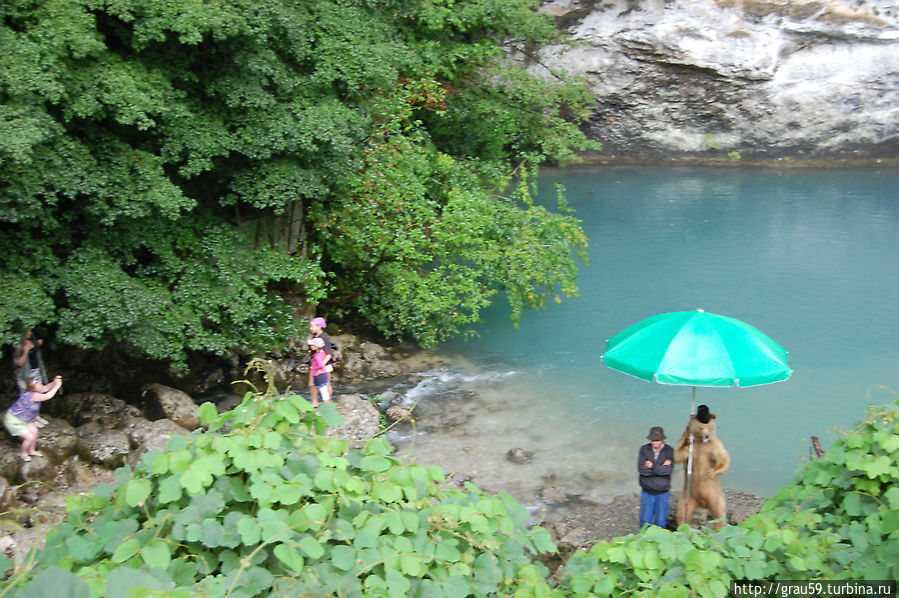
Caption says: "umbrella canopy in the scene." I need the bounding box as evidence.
[601,310,791,388]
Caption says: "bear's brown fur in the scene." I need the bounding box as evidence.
[674,410,730,528]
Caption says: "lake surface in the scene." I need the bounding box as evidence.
[393,166,899,502]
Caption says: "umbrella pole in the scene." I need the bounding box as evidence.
[685,432,694,526]
[684,386,696,526]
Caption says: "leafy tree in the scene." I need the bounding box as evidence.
[0,0,597,366]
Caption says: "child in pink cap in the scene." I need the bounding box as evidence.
[307,337,332,409]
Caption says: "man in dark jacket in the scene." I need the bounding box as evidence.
[638,426,674,529]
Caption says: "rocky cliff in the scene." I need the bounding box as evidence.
[536,0,899,158]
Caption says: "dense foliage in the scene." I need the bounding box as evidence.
[2,382,897,596]
[0,0,596,366]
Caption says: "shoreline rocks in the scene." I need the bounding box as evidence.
[0,383,201,567]
[542,488,768,555]
[0,337,769,569]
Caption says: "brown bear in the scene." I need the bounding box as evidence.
[674,404,730,528]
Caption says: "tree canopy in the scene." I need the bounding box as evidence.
[0,0,597,367]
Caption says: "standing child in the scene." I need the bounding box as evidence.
[4,373,62,462]
[307,317,335,404]
[307,337,332,410]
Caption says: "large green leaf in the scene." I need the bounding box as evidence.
[14,567,92,598]
[273,543,305,573]
[140,539,172,569]
[104,568,169,598]
[124,479,153,507]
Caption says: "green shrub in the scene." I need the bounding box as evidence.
[3,384,897,597]
[560,398,899,595]
[0,379,557,597]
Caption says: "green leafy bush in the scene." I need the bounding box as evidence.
[1,376,557,597]
[3,385,896,597]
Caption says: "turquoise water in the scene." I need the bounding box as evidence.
[430,166,899,499]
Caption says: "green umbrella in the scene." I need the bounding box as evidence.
[601,309,791,392]
[601,309,791,523]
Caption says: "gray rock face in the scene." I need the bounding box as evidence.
[336,336,402,382]
[47,392,140,427]
[30,419,79,465]
[537,0,899,157]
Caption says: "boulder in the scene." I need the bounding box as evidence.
[114,412,152,434]
[266,354,309,391]
[379,391,400,403]
[126,418,190,468]
[325,394,381,445]
[542,485,570,505]
[385,405,409,422]
[329,335,401,383]
[30,419,78,465]
[0,420,76,483]
[46,392,139,427]
[558,526,593,552]
[215,394,244,414]
[140,383,201,430]
[507,448,534,463]
[0,477,15,514]
[62,457,99,489]
[7,453,58,485]
[76,426,131,468]
[0,535,14,559]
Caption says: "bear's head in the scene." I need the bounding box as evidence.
[686,411,717,444]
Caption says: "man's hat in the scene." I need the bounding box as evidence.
[647,426,666,441]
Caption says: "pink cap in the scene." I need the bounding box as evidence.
[311,317,327,329]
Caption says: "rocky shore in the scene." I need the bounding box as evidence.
[0,334,769,569]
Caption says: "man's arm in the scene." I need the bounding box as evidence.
[654,446,676,476]
[637,445,655,476]
[14,341,32,367]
